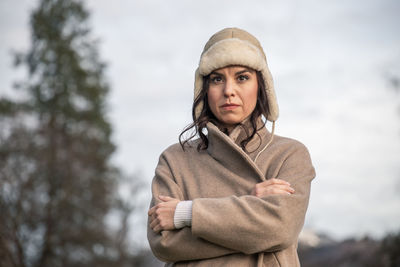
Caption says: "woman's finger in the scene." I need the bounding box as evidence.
[271,184,295,193]
[270,184,294,194]
[150,217,159,229]
[148,213,156,224]
[148,203,163,216]
[254,184,295,197]
[148,206,156,216]
[255,182,293,192]
[269,188,293,195]
[159,195,173,201]
[267,178,290,186]
[153,224,162,233]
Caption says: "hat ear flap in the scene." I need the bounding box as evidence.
[260,68,279,122]
[194,68,204,119]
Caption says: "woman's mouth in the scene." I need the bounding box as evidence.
[221,103,239,110]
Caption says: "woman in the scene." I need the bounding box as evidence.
[147,27,315,267]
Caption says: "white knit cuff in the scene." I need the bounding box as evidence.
[174,200,193,229]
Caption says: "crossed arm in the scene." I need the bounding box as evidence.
[148,178,295,233]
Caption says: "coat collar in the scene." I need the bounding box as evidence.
[206,119,271,181]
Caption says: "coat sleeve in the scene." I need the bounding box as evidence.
[147,152,237,263]
[191,142,316,255]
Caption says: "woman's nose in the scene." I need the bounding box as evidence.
[223,79,235,97]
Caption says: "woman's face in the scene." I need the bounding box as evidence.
[207,66,258,127]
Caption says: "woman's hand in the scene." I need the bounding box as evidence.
[148,195,180,233]
[251,178,295,198]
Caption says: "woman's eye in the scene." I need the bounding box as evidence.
[238,75,249,81]
[211,76,223,83]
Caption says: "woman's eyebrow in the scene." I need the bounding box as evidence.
[235,68,253,75]
[210,71,223,76]
[210,68,254,76]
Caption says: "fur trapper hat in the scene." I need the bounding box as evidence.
[194,27,279,122]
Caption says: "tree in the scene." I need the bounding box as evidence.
[0,0,141,266]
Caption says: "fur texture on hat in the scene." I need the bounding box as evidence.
[194,27,279,122]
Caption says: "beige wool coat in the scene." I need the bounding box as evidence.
[147,121,316,266]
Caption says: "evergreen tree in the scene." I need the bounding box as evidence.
[0,0,140,266]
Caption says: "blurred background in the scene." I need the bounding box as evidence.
[0,0,399,266]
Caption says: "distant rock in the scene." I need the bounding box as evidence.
[298,230,400,267]
[299,228,336,248]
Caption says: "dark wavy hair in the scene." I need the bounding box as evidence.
[179,70,270,151]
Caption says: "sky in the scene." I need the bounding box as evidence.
[1,0,400,246]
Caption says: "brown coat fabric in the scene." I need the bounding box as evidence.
[147,122,316,266]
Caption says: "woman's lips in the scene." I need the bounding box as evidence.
[221,103,239,110]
